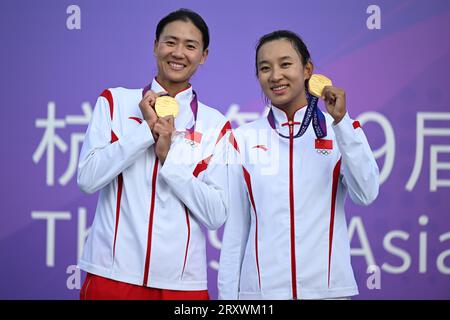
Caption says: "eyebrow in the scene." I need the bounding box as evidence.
[279,55,294,61]
[162,35,200,45]
[258,56,294,66]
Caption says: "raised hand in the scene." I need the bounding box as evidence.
[322,86,347,124]
[139,90,167,132]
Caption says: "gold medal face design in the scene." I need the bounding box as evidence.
[155,96,179,118]
[308,74,333,98]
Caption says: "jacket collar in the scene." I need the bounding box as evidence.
[270,104,307,137]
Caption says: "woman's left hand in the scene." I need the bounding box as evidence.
[322,86,347,124]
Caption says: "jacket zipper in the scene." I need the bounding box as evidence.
[288,121,298,300]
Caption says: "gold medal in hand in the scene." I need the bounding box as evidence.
[155,96,179,118]
[308,74,333,98]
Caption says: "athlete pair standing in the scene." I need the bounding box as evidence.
[77,8,379,300]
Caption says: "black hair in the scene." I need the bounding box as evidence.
[255,30,311,76]
[155,8,209,50]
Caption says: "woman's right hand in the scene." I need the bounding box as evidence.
[138,90,167,132]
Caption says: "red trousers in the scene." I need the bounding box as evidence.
[80,273,209,300]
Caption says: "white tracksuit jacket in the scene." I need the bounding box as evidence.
[77,79,231,291]
[218,105,379,299]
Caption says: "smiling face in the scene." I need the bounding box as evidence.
[257,39,312,114]
[154,19,208,93]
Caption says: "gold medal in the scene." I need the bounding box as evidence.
[308,74,333,98]
[155,96,179,118]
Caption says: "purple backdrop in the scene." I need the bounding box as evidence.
[1,0,449,299]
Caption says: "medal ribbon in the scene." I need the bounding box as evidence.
[267,91,327,139]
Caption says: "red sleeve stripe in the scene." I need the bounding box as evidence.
[193,155,213,177]
[100,89,118,142]
[192,122,234,177]
[215,121,232,145]
[100,89,114,121]
[181,205,191,276]
[242,166,262,289]
[104,88,120,259]
[112,173,123,258]
[352,120,361,129]
[111,131,119,143]
[229,132,240,153]
[143,158,159,287]
[328,158,342,288]
[191,121,232,177]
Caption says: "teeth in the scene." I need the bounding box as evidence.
[272,85,287,91]
[169,62,185,69]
